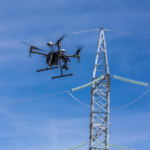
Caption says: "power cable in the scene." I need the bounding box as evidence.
[0,28,150,45]
[0,28,100,45]
[68,91,90,107]
[68,88,150,110]
[0,76,103,107]
[110,88,150,110]
[0,75,149,108]
[105,29,150,39]
[0,90,69,107]
[0,90,90,107]
[64,141,89,150]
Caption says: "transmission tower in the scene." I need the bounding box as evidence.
[89,28,110,150]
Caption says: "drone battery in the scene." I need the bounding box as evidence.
[46,52,58,66]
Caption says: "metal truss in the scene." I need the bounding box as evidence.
[89,28,110,150]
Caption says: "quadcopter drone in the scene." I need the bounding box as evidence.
[22,35,82,79]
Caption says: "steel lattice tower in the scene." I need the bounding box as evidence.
[89,28,110,150]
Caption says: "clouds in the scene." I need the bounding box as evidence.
[0,107,89,150]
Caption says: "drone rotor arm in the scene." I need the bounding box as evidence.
[30,50,48,56]
[64,54,80,63]
[21,41,46,52]
[65,55,76,57]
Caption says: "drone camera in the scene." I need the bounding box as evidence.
[62,64,69,70]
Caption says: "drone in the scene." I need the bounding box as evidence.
[22,35,82,79]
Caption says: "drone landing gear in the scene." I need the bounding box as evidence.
[52,58,73,79]
[52,73,73,79]
[37,66,58,72]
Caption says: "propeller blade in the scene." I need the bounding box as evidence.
[32,46,45,52]
[29,47,32,57]
[76,49,81,54]
[21,41,31,46]
[76,46,83,56]
[76,46,83,63]
[55,34,68,45]
[20,41,45,52]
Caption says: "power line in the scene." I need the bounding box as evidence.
[68,88,150,110]
[110,88,150,110]
[0,90,69,107]
[68,91,90,107]
[105,29,150,39]
[0,76,104,107]
[0,75,149,108]
[0,28,149,45]
[64,141,89,150]
[0,90,90,107]
[0,28,100,45]
[0,28,150,45]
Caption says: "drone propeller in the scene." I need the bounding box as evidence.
[55,34,68,46]
[21,41,45,52]
[75,46,83,63]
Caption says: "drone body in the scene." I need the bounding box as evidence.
[46,51,59,67]
[22,35,82,79]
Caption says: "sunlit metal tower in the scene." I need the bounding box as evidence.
[89,28,110,150]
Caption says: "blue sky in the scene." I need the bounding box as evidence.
[0,0,150,150]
